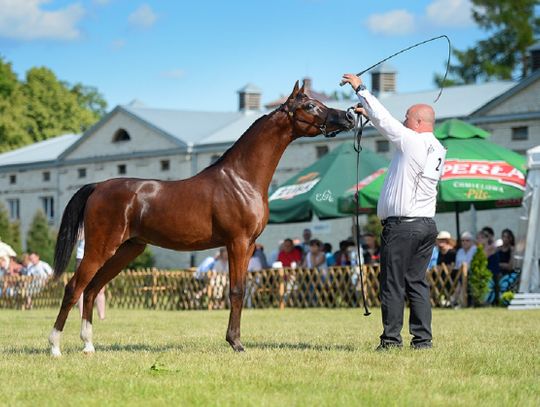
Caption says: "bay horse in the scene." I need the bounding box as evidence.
[48,81,355,356]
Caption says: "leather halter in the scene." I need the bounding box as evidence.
[279,102,342,138]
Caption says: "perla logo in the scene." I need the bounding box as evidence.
[442,160,526,190]
[269,178,321,201]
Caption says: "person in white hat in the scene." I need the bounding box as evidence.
[455,231,477,269]
[436,231,456,266]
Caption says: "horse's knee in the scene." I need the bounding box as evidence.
[230,285,245,298]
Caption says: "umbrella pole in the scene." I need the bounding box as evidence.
[455,202,461,238]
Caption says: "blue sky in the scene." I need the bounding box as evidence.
[0,0,486,112]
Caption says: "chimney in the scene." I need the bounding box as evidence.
[237,83,262,112]
[302,77,312,93]
[371,62,397,96]
[529,41,540,73]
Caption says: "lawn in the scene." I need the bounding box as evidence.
[0,308,539,406]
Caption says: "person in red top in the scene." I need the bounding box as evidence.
[277,238,302,267]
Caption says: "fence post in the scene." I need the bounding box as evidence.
[152,268,158,309]
[278,269,285,310]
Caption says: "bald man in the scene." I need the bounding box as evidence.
[342,73,446,351]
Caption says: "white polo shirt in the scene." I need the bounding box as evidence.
[356,89,446,220]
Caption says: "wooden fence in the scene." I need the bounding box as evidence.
[0,264,467,310]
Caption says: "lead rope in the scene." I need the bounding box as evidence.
[351,112,371,316]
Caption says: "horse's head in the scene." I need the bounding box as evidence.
[281,81,355,138]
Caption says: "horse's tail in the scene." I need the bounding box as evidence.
[53,183,96,278]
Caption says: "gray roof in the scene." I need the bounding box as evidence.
[327,81,516,121]
[0,134,80,167]
[121,105,244,145]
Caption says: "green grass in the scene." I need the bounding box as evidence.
[1,308,539,406]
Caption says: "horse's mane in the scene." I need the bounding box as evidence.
[204,108,281,170]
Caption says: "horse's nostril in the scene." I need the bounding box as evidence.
[346,111,356,126]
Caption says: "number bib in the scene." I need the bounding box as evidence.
[422,144,447,181]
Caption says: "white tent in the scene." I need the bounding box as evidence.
[515,145,540,294]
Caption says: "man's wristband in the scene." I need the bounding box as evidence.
[355,84,367,93]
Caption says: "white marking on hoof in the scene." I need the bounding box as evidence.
[80,319,95,354]
[49,328,62,357]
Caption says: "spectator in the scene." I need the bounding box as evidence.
[213,248,229,273]
[362,233,380,265]
[26,252,53,277]
[247,247,263,272]
[19,253,32,275]
[498,229,515,274]
[436,231,456,266]
[76,237,106,321]
[277,238,302,268]
[196,250,219,279]
[427,245,439,270]
[323,243,336,267]
[268,240,283,267]
[253,243,268,269]
[302,239,327,271]
[455,231,477,269]
[333,240,351,266]
[301,228,312,256]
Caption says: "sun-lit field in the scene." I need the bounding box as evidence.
[1,308,539,406]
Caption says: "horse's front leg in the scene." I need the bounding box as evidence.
[225,239,253,352]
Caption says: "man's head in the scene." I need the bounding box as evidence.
[302,228,312,242]
[282,238,294,253]
[460,231,474,251]
[29,252,40,265]
[404,104,435,133]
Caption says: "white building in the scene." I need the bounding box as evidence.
[1,60,539,268]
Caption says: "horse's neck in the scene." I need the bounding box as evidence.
[222,112,293,192]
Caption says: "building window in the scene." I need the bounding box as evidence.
[113,128,131,142]
[511,126,528,141]
[316,145,329,158]
[160,160,170,171]
[78,168,87,178]
[376,140,390,153]
[210,154,221,165]
[9,175,16,185]
[41,196,54,222]
[43,171,50,182]
[118,164,127,175]
[7,199,20,220]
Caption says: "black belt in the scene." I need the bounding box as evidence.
[381,216,431,226]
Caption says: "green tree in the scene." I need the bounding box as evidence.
[69,83,107,118]
[435,0,540,86]
[26,210,56,265]
[0,202,12,244]
[127,247,155,270]
[9,220,23,256]
[0,57,32,152]
[363,214,383,246]
[469,244,492,306]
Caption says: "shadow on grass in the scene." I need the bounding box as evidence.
[3,343,191,355]
[246,341,356,352]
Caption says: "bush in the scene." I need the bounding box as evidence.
[469,244,492,306]
[128,246,155,269]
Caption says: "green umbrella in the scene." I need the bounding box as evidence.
[338,119,527,233]
[268,142,389,223]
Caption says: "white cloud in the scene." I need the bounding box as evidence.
[128,4,157,29]
[0,0,85,41]
[366,9,416,36]
[426,0,473,27]
[160,69,185,79]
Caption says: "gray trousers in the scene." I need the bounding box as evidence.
[379,217,437,346]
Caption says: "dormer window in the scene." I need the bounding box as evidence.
[113,128,131,142]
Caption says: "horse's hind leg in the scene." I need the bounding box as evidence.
[226,240,253,352]
[49,255,109,357]
[79,240,146,354]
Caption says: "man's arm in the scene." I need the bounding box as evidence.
[341,74,414,151]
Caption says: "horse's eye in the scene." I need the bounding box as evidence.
[307,103,316,110]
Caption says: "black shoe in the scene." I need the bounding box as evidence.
[375,342,403,351]
[411,342,432,350]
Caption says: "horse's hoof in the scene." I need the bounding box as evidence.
[226,336,245,352]
[82,344,95,354]
[234,345,245,352]
[51,347,62,357]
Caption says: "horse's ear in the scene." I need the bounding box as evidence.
[288,80,300,100]
[300,81,305,94]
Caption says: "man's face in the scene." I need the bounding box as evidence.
[404,108,417,130]
[283,240,294,253]
[461,237,473,250]
[303,229,311,241]
[29,254,39,264]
